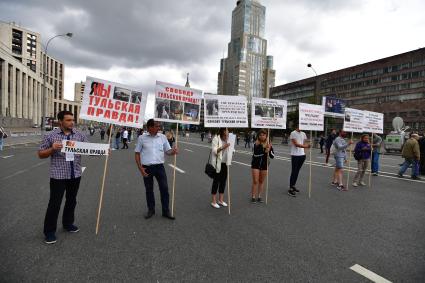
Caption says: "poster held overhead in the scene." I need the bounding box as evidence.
[79,76,147,128]
[298,103,324,198]
[251,97,287,129]
[204,94,248,128]
[154,81,202,125]
[343,108,365,133]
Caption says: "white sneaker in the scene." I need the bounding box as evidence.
[218,201,228,207]
[211,203,220,209]
[360,181,366,186]
[327,163,333,167]
[352,182,358,187]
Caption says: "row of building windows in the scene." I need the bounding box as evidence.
[322,59,425,87]
[321,70,425,94]
[348,92,425,106]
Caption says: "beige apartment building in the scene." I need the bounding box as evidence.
[0,21,73,127]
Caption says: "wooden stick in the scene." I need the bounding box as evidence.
[95,124,113,235]
[346,132,354,189]
[265,128,270,204]
[309,130,313,198]
[369,132,373,188]
[171,124,179,217]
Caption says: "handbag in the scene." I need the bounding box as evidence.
[204,150,217,179]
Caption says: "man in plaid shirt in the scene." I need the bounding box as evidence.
[38,110,88,244]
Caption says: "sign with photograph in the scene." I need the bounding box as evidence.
[79,76,147,128]
[251,97,287,129]
[204,94,248,128]
[61,140,110,156]
[298,103,325,131]
[363,110,384,134]
[343,108,365,133]
[322,96,346,118]
[154,81,202,125]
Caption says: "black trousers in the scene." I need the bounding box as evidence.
[44,177,81,235]
[211,163,227,194]
[290,155,306,188]
[122,138,128,149]
[142,164,170,213]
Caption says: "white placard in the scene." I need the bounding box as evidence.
[204,94,248,128]
[61,140,110,156]
[298,103,325,131]
[226,133,236,165]
[363,111,384,134]
[79,76,147,128]
[251,97,287,129]
[154,81,202,125]
[343,108,365,133]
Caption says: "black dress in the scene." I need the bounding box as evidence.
[251,143,274,170]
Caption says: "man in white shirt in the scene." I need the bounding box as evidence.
[288,126,310,197]
[122,128,129,149]
[134,119,178,220]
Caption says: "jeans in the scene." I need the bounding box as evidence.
[354,159,369,183]
[44,178,81,235]
[142,164,170,213]
[399,158,419,177]
[290,155,306,187]
[211,163,227,194]
[371,151,380,173]
[115,137,120,149]
[0,138,3,151]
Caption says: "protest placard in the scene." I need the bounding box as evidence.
[298,103,325,131]
[363,110,384,134]
[343,108,365,133]
[154,81,202,125]
[251,97,287,129]
[61,140,110,156]
[204,94,248,128]
[79,77,147,128]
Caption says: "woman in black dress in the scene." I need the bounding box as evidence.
[250,129,274,203]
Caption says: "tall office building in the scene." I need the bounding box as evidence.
[218,0,275,99]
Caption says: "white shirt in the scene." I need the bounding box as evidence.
[134,132,171,165]
[123,130,128,139]
[290,130,307,156]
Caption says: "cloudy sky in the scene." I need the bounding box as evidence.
[1,0,425,101]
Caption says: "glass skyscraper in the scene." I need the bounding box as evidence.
[218,0,275,99]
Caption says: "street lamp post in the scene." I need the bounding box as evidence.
[41,33,73,131]
[307,63,324,135]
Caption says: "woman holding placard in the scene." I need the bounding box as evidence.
[352,134,371,187]
[210,129,230,209]
[250,129,274,203]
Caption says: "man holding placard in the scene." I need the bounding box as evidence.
[134,119,179,220]
[288,126,310,197]
[38,111,88,244]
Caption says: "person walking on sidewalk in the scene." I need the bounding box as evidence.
[371,134,382,176]
[332,130,353,191]
[288,126,310,197]
[100,128,105,140]
[319,135,325,154]
[325,129,337,166]
[352,134,371,187]
[398,133,421,180]
[38,111,88,244]
[134,119,179,220]
[115,129,121,150]
[122,128,129,149]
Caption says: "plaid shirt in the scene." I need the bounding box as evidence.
[39,128,88,179]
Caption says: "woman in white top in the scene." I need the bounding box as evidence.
[210,128,230,208]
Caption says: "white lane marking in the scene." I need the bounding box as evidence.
[2,161,47,180]
[82,167,86,174]
[350,264,392,283]
[233,161,250,167]
[1,155,14,159]
[179,141,425,184]
[168,164,186,173]
[184,149,194,152]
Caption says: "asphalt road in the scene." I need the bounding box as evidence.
[0,133,424,282]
